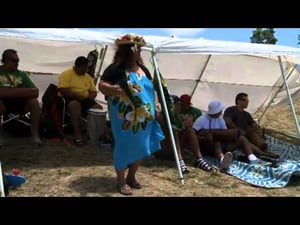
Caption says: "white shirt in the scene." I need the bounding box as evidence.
[193,114,227,131]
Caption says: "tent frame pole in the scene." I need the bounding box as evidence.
[151,48,184,185]
[96,45,108,78]
[191,55,211,97]
[278,56,300,137]
[0,161,5,197]
[257,63,297,124]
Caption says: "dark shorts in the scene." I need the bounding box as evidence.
[2,99,27,114]
[64,98,97,117]
[199,140,228,156]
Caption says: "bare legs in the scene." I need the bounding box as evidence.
[116,160,141,195]
[68,100,82,140]
[68,100,103,142]
[24,98,41,143]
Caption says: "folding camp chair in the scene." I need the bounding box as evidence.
[41,83,87,138]
[1,112,31,127]
[59,95,88,133]
[1,112,31,137]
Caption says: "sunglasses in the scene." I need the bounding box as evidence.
[239,98,248,101]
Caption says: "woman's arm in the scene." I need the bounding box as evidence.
[98,80,124,96]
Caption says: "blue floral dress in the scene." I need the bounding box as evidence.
[107,72,165,171]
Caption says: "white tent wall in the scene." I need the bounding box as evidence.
[150,53,289,113]
[1,29,300,131]
[0,36,104,74]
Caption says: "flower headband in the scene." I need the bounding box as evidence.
[114,34,146,48]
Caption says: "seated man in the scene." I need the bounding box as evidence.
[179,94,202,122]
[159,95,215,173]
[193,100,233,170]
[58,56,103,146]
[0,49,42,146]
[223,92,279,158]
[193,100,273,165]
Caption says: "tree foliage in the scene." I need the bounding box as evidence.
[250,28,278,44]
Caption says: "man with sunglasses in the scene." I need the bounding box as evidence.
[223,92,279,159]
[0,49,42,146]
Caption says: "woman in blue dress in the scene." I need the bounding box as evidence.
[99,34,165,195]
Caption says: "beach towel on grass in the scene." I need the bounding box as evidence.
[204,135,300,188]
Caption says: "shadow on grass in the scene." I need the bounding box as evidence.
[1,134,180,172]
[68,176,117,196]
[287,175,300,187]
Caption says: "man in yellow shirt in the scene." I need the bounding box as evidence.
[58,56,103,146]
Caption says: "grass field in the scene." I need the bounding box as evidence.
[2,132,300,197]
[2,99,300,197]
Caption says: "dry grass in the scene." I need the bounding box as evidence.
[2,99,300,197]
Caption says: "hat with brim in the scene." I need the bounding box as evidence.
[180,94,193,105]
[207,100,225,115]
[115,34,146,47]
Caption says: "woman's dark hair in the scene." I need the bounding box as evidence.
[113,45,143,68]
[110,44,146,109]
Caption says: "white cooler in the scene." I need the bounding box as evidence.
[86,108,107,146]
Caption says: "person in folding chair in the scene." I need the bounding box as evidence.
[0,49,42,146]
[58,56,103,147]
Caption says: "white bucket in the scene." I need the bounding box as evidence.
[87,108,107,146]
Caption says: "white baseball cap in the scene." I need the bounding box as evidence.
[207,100,225,114]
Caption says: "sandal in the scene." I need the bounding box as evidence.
[117,184,132,195]
[195,158,215,172]
[126,179,142,189]
[179,160,190,174]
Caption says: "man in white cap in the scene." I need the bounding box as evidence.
[193,100,271,167]
[193,100,233,170]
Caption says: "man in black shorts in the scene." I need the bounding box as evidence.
[58,56,103,146]
[0,49,42,146]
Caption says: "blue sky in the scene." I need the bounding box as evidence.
[83,28,300,48]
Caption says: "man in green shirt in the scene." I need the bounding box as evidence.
[167,94,214,173]
[0,49,42,146]
[179,94,203,122]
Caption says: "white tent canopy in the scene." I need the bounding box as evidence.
[2,28,300,183]
[0,28,300,117]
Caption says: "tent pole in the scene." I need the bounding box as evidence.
[151,48,184,185]
[96,45,108,78]
[94,45,108,92]
[257,63,296,123]
[278,56,300,137]
[0,161,5,197]
[191,54,211,97]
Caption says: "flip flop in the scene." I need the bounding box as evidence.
[126,179,142,189]
[117,184,132,195]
